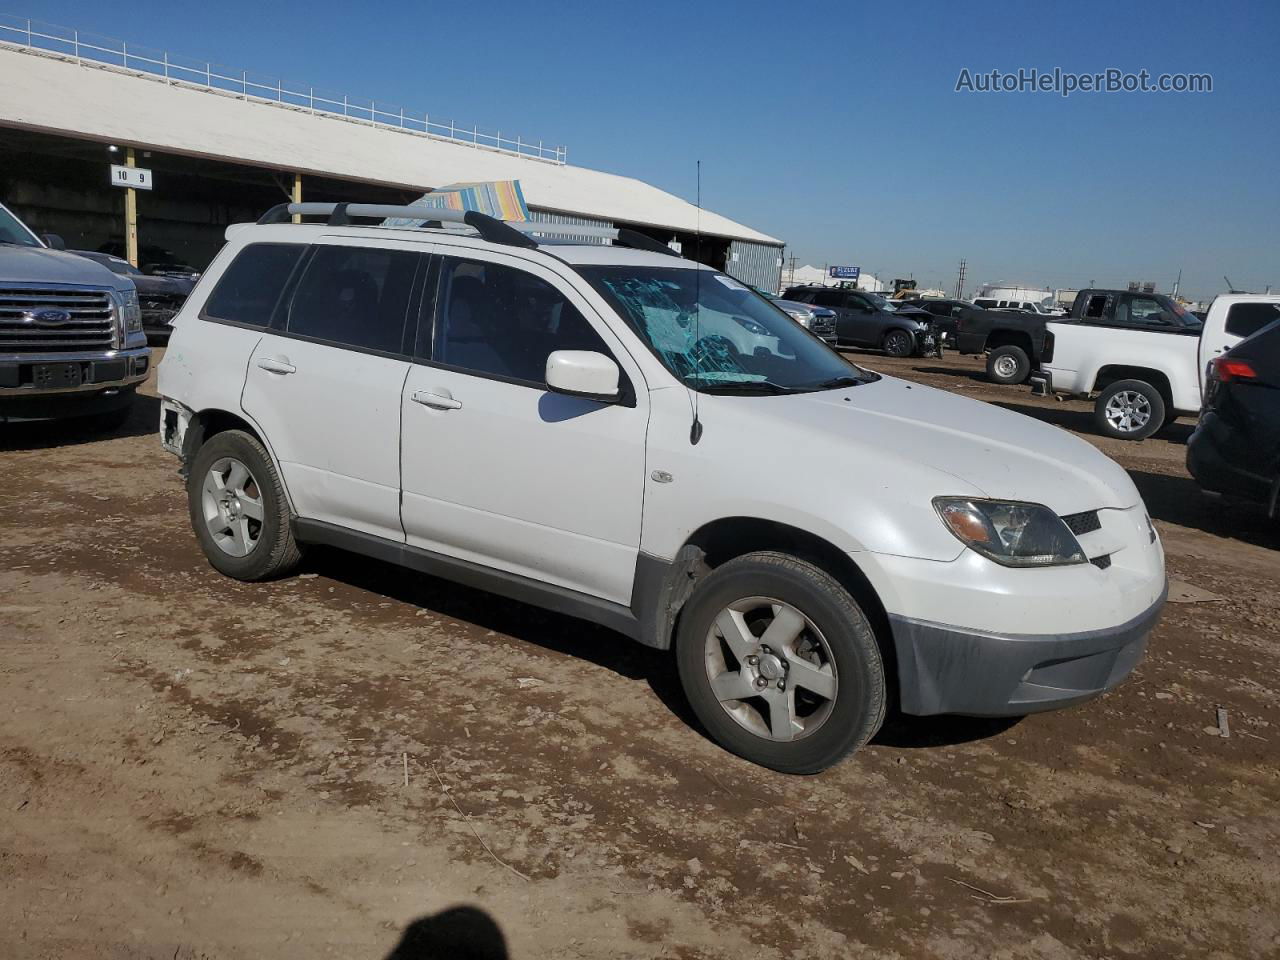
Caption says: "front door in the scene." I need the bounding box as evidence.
[840,292,881,346]
[399,249,649,604]
[809,290,856,344]
[241,241,423,542]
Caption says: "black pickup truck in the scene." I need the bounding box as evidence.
[903,297,1048,384]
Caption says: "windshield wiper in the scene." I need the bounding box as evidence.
[696,380,798,395]
[810,375,866,390]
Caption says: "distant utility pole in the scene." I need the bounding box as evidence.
[787,255,798,287]
[954,259,967,299]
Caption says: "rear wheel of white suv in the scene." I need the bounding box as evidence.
[675,552,886,774]
[187,429,302,581]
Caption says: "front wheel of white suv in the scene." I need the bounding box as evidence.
[187,429,302,581]
[675,552,887,774]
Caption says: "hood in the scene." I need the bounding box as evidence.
[131,272,191,296]
[0,244,132,291]
[740,375,1140,516]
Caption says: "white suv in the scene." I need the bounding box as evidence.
[158,203,1167,773]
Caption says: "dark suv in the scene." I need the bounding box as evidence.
[1187,314,1280,514]
[783,286,935,357]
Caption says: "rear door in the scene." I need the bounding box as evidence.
[1199,300,1280,391]
[240,239,424,542]
[399,248,649,604]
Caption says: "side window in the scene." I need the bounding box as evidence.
[786,290,814,304]
[1083,295,1110,320]
[811,290,844,308]
[1225,302,1280,339]
[203,243,306,327]
[1126,297,1172,327]
[435,258,610,385]
[287,245,419,354]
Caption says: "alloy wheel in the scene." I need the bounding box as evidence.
[1104,390,1152,434]
[201,456,265,557]
[702,596,838,741]
[885,332,912,357]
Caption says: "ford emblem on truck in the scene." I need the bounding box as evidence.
[23,308,75,326]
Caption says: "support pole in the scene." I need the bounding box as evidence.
[291,173,303,224]
[125,147,139,268]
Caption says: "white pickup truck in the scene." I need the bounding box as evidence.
[1030,290,1280,440]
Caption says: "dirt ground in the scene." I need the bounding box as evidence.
[2,347,1278,960]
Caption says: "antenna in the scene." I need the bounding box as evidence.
[690,160,703,445]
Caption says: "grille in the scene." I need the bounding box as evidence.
[1090,554,1113,570]
[1061,509,1102,536]
[0,287,116,354]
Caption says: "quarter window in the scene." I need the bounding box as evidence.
[203,243,306,327]
[434,258,610,384]
[1225,302,1280,339]
[287,246,419,353]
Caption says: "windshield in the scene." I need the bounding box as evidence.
[580,265,876,393]
[0,204,41,247]
[1164,297,1203,329]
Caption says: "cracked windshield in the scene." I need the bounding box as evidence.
[581,265,872,393]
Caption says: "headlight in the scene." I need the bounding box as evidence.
[114,289,143,336]
[933,497,1086,567]
[733,316,771,336]
[784,309,812,328]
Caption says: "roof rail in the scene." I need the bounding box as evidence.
[511,223,682,258]
[254,203,683,258]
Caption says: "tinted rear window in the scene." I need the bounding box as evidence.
[1225,302,1280,340]
[287,246,419,354]
[203,244,306,327]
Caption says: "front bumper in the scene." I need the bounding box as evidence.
[890,586,1165,716]
[0,347,150,420]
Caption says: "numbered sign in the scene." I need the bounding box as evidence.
[110,165,153,190]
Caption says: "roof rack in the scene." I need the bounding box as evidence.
[258,202,536,249]
[256,202,683,258]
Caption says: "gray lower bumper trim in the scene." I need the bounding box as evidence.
[889,584,1167,717]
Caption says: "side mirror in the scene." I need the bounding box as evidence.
[545,350,621,402]
[42,234,66,250]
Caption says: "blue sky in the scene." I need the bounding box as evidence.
[24,0,1280,299]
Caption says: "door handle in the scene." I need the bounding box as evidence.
[412,389,462,411]
[256,357,296,375]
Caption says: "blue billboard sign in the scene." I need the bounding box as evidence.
[829,265,861,280]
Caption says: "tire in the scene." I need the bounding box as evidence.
[986,345,1031,385]
[187,429,302,581]
[1094,380,1167,441]
[675,551,886,774]
[882,329,914,358]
